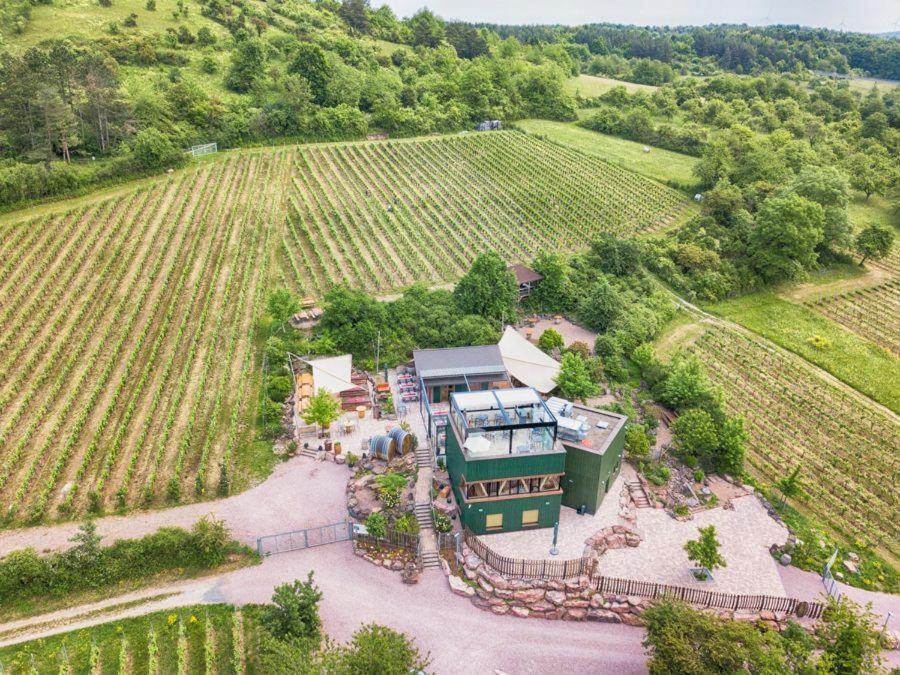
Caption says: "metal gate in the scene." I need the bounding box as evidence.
[822,548,840,599]
[257,521,352,556]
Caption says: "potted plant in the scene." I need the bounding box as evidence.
[684,525,726,582]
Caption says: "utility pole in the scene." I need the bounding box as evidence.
[374,330,381,375]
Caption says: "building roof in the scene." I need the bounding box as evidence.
[497,326,561,394]
[560,404,627,456]
[304,354,358,395]
[413,345,507,381]
[507,264,543,286]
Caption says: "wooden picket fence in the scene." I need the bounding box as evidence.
[465,530,824,619]
[594,576,824,619]
[354,529,419,552]
[463,529,594,580]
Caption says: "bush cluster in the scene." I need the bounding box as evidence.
[0,517,242,606]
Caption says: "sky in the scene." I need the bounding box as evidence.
[377,0,900,35]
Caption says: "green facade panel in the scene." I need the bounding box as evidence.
[560,429,625,514]
[460,494,562,535]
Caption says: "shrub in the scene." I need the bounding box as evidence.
[262,572,322,643]
[130,128,181,171]
[434,512,452,533]
[266,375,293,403]
[624,424,651,461]
[364,512,387,539]
[392,513,419,535]
[0,517,242,608]
[336,624,430,674]
[374,472,407,510]
[537,328,564,354]
[806,334,831,350]
[346,452,359,467]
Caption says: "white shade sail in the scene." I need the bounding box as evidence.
[498,326,561,394]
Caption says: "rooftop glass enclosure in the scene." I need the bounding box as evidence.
[449,388,558,458]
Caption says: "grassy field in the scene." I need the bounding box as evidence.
[0,605,250,673]
[845,76,900,93]
[10,0,227,49]
[565,74,658,97]
[706,293,900,413]
[516,119,699,189]
[278,130,689,297]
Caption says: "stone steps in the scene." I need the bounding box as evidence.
[420,551,441,568]
[414,447,432,468]
[414,503,433,528]
[626,480,652,508]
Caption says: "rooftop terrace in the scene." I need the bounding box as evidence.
[449,388,561,459]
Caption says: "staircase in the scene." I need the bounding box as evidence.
[626,480,652,508]
[414,445,432,469]
[413,445,441,569]
[414,502,433,529]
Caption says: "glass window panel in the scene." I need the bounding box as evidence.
[521,509,539,526]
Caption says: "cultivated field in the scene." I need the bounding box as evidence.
[279,131,689,296]
[0,131,687,524]
[517,119,699,188]
[0,605,247,673]
[0,150,288,522]
[688,324,899,564]
[805,280,900,356]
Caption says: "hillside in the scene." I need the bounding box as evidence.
[0,131,688,524]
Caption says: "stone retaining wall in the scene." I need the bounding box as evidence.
[446,543,795,631]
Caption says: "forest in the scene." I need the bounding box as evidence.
[1,0,898,207]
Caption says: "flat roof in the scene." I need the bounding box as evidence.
[413,345,506,380]
[559,404,627,456]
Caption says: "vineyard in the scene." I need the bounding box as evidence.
[0,605,251,674]
[277,131,689,297]
[805,279,900,356]
[689,323,899,564]
[0,150,289,522]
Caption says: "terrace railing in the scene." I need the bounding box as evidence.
[463,529,595,579]
[464,529,824,619]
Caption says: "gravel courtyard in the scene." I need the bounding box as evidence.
[481,470,790,596]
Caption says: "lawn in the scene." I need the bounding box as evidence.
[848,192,896,230]
[706,293,900,413]
[9,0,227,49]
[517,119,699,190]
[565,74,658,97]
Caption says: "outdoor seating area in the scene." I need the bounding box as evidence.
[396,369,419,403]
[450,389,558,458]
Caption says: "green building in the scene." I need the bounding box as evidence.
[445,388,626,535]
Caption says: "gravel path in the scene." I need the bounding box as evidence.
[2,454,897,672]
[0,457,349,554]
[0,544,648,674]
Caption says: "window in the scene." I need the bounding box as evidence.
[521,509,539,526]
[485,513,503,530]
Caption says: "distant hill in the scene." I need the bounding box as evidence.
[879,31,900,40]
